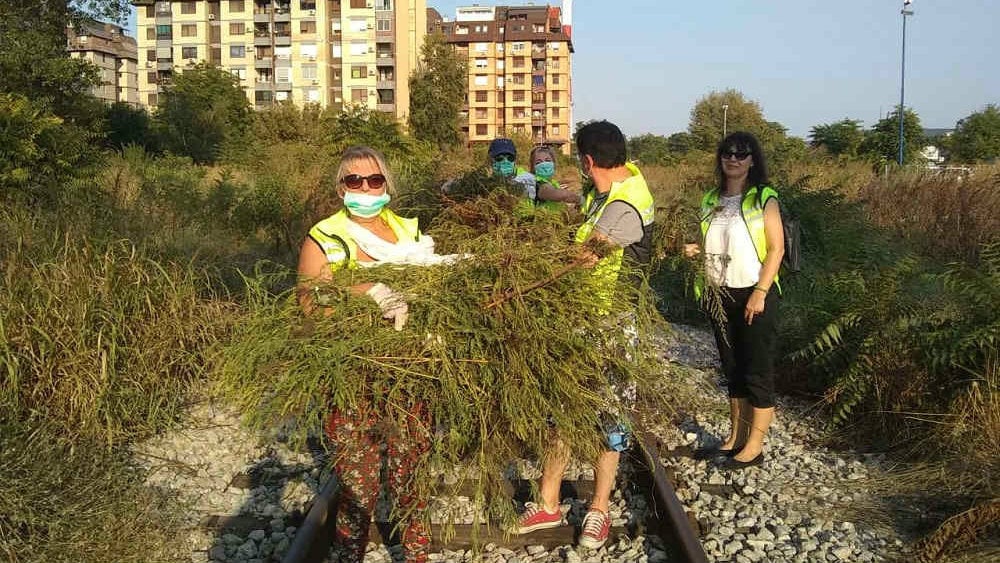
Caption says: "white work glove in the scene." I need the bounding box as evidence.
[365,282,408,331]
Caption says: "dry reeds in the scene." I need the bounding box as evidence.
[859,165,1000,262]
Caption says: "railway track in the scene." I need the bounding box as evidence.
[279,418,709,563]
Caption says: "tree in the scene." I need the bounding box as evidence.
[628,134,671,166]
[666,132,696,155]
[809,119,864,157]
[688,89,780,151]
[859,107,925,165]
[154,63,251,164]
[408,33,467,148]
[949,104,1000,163]
[105,102,157,151]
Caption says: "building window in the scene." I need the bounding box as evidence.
[549,58,560,70]
[276,67,291,83]
[230,68,246,80]
[532,75,543,87]
[552,74,560,85]
[549,42,561,51]
[305,88,320,103]
[455,25,468,35]
[351,65,366,79]
[182,47,198,59]
[333,68,342,80]
[474,58,488,69]
[511,42,525,52]
[376,18,391,32]
[229,0,245,12]
[551,91,560,102]
[181,24,197,37]
[475,124,487,135]
[300,20,317,34]
[230,45,245,57]
[552,125,561,135]
[374,0,392,9]
[156,24,171,38]
[551,107,559,118]
[145,26,156,40]
[475,108,487,119]
[145,6,155,17]
[350,0,366,8]
[148,93,158,106]
[349,41,367,56]
[351,87,367,102]
[475,25,488,33]
[331,44,342,58]
[146,49,156,61]
[348,18,367,33]
[230,22,245,35]
[475,90,487,103]
[474,42,488,53]
[181,2,196,15]
[302,66,317,80]
[146,71,157,84]
[473,75,488,87]
[513,91,525,102]
[300,43,317,59]
[377,89,393,104]
[513,56,525,68]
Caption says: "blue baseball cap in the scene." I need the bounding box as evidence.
[488,138,516,159]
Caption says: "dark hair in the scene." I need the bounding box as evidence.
[714,131,769,192]
[576,120,627,168]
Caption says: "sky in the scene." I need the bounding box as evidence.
[126,1,999,139]
[427,0,999,138]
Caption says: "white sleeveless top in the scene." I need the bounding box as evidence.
[703,194,761,288]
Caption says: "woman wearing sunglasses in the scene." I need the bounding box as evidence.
[686,131,784,471]
[528,145,579,209]
[297,145,444,563]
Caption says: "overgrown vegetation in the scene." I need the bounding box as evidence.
[1,11,998,559]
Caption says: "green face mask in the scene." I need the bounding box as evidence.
[493,160,516,177]
[534,161,555,179]
[343,191,390,218]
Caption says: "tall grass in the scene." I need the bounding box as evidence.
[0,208,236,447]
[859,165,1000,262]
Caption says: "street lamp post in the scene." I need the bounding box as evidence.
[897,1,914,165]
[722,104,729,138]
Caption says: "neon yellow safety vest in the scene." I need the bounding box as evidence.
[533,176,565,212]
[307,208,420,272]
[693,185,781,299]
[574,162,656,313]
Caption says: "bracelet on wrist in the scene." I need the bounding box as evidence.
[753,285,769,294]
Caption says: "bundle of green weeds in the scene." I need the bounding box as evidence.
[215,192,663,530]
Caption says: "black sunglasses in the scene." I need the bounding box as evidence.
[721,150,752,161]
[493,153,515,163]
[340,173,387,190]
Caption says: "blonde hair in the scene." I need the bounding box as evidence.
[335,146,397,196]
[529,145,557,173]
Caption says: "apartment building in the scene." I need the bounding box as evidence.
[431,4,574,153]
[67,20,140,105]
[132,0,425,119]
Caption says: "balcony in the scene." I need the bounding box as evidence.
[254,57,273,68]
[254,35,272,46]
[376,79,394,89]
[376,103,395,113]
[254,80,275,90]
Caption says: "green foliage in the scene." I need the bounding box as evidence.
[628,133,672,166]
[154,63,252,164]
[809,118,865,157]
[860,106,925,164]
[949,104,1000,163]
[0,93,99,207]
[104,102,157,151]
[215,193,663,529]
[688,89,782,151]
[0,2,104,125]
[409,33,467,148]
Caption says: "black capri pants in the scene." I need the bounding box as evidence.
[708,286,779,408]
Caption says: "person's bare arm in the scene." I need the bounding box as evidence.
[296,238,374,315]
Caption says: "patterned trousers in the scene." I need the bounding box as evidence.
[324,401,431,563]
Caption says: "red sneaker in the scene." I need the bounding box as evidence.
[511,502,563,534]
[578,509,610,549]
